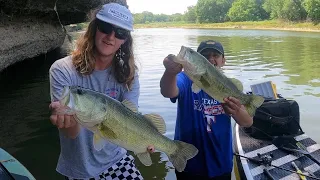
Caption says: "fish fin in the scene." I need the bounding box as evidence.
[136,152,152,166]
[199,76,210,88]
[98,124,117,139]
[191,83,201,93]
[144,114,166,134]
[93,133,107,151]
[168,140,199,172]
[229,78,243,91]
[191,74,210,93]
[122,99,138,113]
[245,95,265,117]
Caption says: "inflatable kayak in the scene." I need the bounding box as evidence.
[233,124,320,180]
[0,148,36,180]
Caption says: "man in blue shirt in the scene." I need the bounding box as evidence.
[160,40,253,180]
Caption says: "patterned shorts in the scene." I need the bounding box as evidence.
[65,154,143,180]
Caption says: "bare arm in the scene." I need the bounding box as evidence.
[49,60,80,139]
[232,106,253,127]
[160,56,183,98]
[160,69,179,98]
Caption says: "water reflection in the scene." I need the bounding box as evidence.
[132,152,172,179]
[0,47,66,179]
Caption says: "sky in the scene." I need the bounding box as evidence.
[127,0,198,15]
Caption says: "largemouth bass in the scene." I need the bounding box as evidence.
[59,86,198,172]
[169,46,265,117]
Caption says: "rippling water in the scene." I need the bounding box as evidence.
[0,28,319,179]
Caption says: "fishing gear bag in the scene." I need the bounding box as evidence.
[244,95,304,140]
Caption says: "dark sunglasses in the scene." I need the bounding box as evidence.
[96,19,129,40]
[201,50,222,59]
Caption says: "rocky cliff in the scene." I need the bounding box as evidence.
[0,0,128,72]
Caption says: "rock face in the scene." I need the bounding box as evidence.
[0,0,128,72]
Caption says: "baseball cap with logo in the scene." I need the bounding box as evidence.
[197,40,224,55]
[96,3,134,31]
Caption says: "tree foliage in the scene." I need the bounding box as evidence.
[196,0,233,23]
[303,0,320,22]
[184,6,197,22]
[228,0,269,22]
[263,0,307,21]
[133,0,318,24]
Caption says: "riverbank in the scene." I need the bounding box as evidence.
[133,20,320,33]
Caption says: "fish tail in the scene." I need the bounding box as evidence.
[245,95,265,117]
[168,140,198,172]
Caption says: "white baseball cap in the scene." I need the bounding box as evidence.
[96,3,134,31]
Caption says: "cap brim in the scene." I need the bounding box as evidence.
[96,14,134,32]
[199,47,223,55]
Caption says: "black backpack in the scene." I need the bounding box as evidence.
[244,94,304,140]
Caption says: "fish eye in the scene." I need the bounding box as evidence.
[101,106,107,112]
[77,89,83,95]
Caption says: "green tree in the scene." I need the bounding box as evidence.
[133,13,144,24]
[142,11,154,23]
[170,13,184,22]
[133,11,154,24]
[153,14,169,22]
[303,0,320,23]
[184,6,197,22]
[263,0,284,19]
[282,0,307,21]
[263,0,307,21]
[228,0,268,21]
[196,0,234,23]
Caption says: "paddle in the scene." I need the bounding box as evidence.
[263,169,276,180]
[234,153,276,180]
[272,135,320,166]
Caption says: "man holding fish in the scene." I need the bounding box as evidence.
[48,1,199,179]
[160,40,264,180]
[48,2,146,180]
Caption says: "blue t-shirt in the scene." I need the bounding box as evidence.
[170,72,233,178]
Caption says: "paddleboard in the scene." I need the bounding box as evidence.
[0,148,36,180]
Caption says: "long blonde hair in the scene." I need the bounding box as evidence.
[71,2,137,89]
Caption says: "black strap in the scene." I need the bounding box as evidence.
[254,109,304,134]
[255,109,292,125]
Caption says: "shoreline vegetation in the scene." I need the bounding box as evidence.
[133,20,320,33]
[68,20,320,33]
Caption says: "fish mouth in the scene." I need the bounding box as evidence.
[73,112,103,129]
